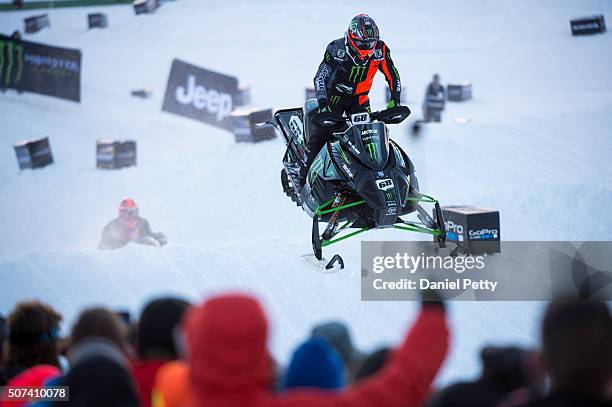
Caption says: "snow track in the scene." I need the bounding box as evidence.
[1,0,611,384]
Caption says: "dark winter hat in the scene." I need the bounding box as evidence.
[283,337,344,390]
[62,354,139,407]
[137,297,190,359]
[311,321,356,366]
[354,347,391,381]
[480,346,527,391]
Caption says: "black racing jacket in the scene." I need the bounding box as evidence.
[313,37,401,108]
[99,217,156,250]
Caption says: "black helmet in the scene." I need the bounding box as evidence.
[346,14,380,63]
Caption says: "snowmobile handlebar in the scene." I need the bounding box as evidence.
[314,105,411,128]
[371,105,411,124]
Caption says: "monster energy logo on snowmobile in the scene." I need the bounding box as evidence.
[349,65,366,83]
[0,40,24,88]
[366,142,378,160]
[329,95,341,105]
[309,155,324,185]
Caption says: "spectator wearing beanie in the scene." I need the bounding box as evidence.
[184,292,448,407]
[133,298,190,407]
[283,337,344,390]
[520,298,612,407]
[2,301,61,381]
[311,321,364,384]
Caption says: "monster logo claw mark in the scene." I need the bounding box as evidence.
[0,40,24,88]
[366,142,378,160]
[0,42,4,86]
[14,44,23,82]
[349,65,366,83]
[329,95,341,105]
[5,42,13,87]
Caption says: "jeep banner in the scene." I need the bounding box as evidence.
[0,34,81,102]
[161,59,238,130]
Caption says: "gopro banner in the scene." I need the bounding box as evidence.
[0,34,81,102]
[361,241,612,301]
[162,59,238,130]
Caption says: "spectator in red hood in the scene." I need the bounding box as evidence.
[132,297,190,407]
[184,292,449,407]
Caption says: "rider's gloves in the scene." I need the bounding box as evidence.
[387,98,400,109]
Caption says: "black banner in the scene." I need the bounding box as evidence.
[0,34,81,102]
[161,59,238,130]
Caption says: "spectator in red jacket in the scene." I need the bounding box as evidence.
[132,298,190,407]
[0,365,61,407]
[184,292,449,407]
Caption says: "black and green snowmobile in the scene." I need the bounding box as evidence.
[274,100,446,265]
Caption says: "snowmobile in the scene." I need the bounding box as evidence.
[273,100,446,267]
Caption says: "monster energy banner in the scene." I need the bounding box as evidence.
[162,59,238,131]
[0,34,81,102]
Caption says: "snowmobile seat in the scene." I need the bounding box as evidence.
[303,98,319,144]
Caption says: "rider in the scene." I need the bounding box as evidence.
[99,198,167,250]
[300,14,402,187]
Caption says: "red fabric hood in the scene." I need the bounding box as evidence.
[185,293,271,401]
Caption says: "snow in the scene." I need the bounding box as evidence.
[1,0,611,385]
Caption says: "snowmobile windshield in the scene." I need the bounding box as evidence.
[339,122,390,171]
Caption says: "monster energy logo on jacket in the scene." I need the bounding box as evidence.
[0,34,81,102]
[349,65,367,83]
[366,142,378,160]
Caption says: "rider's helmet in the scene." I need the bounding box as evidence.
[118,198,139,228]
[346,14,380,64]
